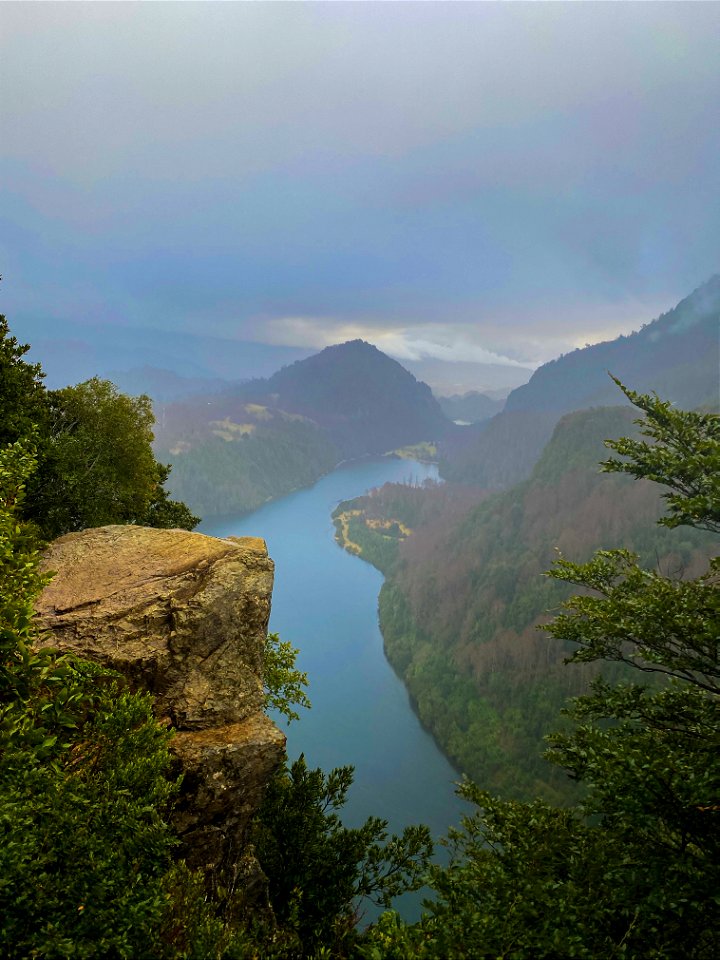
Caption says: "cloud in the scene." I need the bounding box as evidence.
[264,316,540,369]
[1,3,719,362]
[261,288,678,369]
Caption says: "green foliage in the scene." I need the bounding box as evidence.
[252,755,432,958]
[0,315,49,449]
[263,632,311,724]
[546,549,720,690]
[0,437,53,710]
[33,377,198,538]
[1,672,178,959]
[603,378,720,533]
[0,439,178,958]
[162,421,339,519]
[156,862,258,960]
[332,507,401,576]
[0,316,198,538]
[143,462,201,531]
[366,388,720,958]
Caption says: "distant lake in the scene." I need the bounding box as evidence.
[201,457,470,921]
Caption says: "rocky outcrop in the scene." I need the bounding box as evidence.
[36,525,286,883]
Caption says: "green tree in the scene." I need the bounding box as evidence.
[0,439,178,958]
[0,315,49,448]
[602,378,720,534]
[253,755,432,958]
[263,631,311,724]
[29,377,198,538]
[143,461,201,531]
[363,386,720,959]
[0,316,198,539]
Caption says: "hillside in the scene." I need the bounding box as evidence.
[157,340,452,517]
[506,276,720,414]
[241,339,451,459]
[441,276,720,486]
[156,402,340,518]
[436,390,504,424]
[335,405,716,801]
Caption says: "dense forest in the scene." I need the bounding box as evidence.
[155,339,453,518]
[2,307,720,957]
[161,410,340,518]
[337,403,716,800]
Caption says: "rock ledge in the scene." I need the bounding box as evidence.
[36,525,286,877]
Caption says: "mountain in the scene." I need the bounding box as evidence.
[157,340,452,517]
[441,276,720,486]
[334,405,716,801]
[505,275,720,415]
[242,340,451,459]
[399,357,534,396]
[437,391,505,424]
[107,366,229,403]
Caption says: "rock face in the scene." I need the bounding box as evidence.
[36,525,286,881]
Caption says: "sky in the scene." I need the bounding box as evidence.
[1,2,719,377]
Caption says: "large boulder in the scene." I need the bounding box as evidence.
[36,525,286,881]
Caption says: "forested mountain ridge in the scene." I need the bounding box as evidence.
[236,339,451,458]
[441,275,720,486]
[336,404,716,800]
[157,340,452,517]
[3,306,720,955]
[160,405,340,519]
[506,275,720,414]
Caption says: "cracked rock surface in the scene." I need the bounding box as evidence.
[36,525,286,879]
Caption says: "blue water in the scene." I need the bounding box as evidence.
[201,458,470,921]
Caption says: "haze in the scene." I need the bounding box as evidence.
[1,2,719,381]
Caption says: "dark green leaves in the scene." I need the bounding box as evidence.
[253,755,432,957]
[602,378,720,533]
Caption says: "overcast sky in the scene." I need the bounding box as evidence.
[1,2,718,370]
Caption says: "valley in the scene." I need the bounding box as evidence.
[4,5,720,951]
[152,277,719,801]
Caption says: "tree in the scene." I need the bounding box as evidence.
[602,378,720,534]
[0,317,198,539]
[263,631,311,724]
[0,315,49,449]
[26,376,198,538]
[0,438,177,958]
[143,461,201,532]
[363,386,720,959]
[252,755,432,959]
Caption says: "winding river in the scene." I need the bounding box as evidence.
[201,457,470,920]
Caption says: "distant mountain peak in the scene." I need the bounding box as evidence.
[252,339,450,458]
[299,338,400,362]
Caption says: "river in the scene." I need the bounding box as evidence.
[200,457,470,921]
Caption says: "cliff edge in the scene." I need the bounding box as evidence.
[35,525,286,885]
